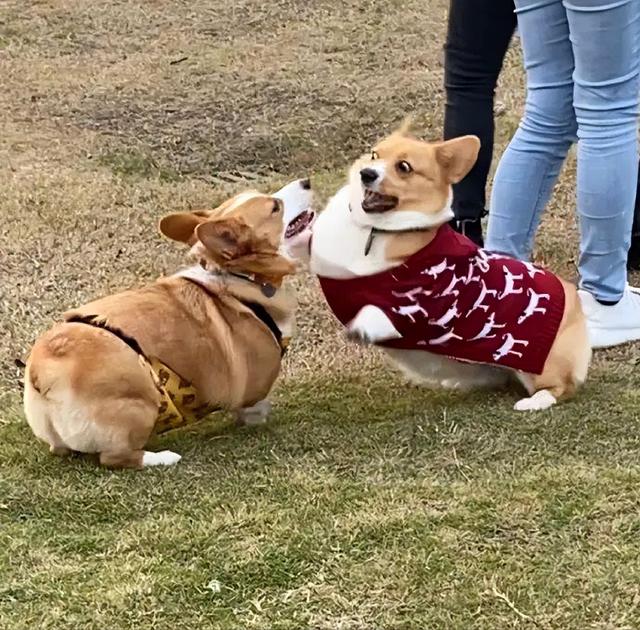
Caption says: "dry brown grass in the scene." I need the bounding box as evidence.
[1,0,450,175]
[3,2,640,629]
[0,0,462,397]
[0,0,587,397]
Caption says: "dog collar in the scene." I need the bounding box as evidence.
[198,260,276,298]
[348,205,432,256]
[227,271,276,298]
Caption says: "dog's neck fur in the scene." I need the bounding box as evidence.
[310,185,450,279]
[175,265,296,338]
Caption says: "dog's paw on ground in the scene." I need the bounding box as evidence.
[235,400,272,426]
[142,450,182,467]
[513,389,556,411]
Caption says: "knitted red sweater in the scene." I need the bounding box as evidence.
[317,225,565,374]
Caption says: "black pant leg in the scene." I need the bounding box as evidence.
[627,162,640,269]
[444,0,517,244]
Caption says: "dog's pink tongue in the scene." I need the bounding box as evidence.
[285,209,315,239]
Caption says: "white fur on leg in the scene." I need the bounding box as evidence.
[235,400,272,426]
[346,305,402,344]
[514,389,557,412]
[142,450,182,467]
[285,228,313,263]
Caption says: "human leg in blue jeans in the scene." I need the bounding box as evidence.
[487,0,640,347]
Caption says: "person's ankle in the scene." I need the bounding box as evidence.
[627,232,640,271]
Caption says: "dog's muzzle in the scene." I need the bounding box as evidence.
[361,189,398,214]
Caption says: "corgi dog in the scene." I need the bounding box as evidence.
[294,128,590,411]
[23,179,315,468]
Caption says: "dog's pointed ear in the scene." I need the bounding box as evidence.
[396,115,414,136]
[195,217,251,261]
[159,212,208,244]
[435,135,481,184]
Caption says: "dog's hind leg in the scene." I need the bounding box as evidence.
[50,445,72,457]
[99,449,182,469]
[514,315,590,411]
[92,401,181,469]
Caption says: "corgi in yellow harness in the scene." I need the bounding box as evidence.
[23,180,312,469]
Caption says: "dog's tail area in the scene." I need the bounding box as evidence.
[567,288,592,388]
[23,332,75,451]
[25,329,71,397]
[24,362,54,446]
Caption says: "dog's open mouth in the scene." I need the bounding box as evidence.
[285,209,315,239]
[362,189,398,214]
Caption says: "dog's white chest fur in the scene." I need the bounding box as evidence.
[311,186,396,278]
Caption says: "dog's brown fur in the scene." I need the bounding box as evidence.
[24,192,298,468]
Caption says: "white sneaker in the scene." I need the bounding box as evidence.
[578,286,640,348]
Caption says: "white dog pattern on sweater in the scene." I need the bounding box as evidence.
[318,225,566,374]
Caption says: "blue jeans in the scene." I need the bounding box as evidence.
[486,0,640,302]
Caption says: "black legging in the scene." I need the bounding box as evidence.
[443,0,640,261]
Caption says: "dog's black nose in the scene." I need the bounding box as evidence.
[300,178,311,190]
[360,168,378,185]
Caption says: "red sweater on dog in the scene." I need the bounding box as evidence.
[317,225,565,374]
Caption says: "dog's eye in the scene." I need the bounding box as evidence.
[397,160,413,174]
[371,151,379,160]
[272,199,281,214]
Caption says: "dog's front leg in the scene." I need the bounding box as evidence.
[346,305,402,345]
[234,400,272,426]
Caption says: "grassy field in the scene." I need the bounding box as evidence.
[2,1,640,628]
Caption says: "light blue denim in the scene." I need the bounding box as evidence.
[486,0,640,302]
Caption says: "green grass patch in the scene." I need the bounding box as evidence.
[3,369,640,629]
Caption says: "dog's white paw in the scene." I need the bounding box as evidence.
[345,326,373,345]
[142,450,182,467]
[514,389,556,411]
[346,305,401,345]
[235,400,272,426]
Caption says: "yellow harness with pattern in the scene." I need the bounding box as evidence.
[141,356,221,434]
